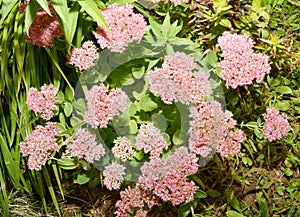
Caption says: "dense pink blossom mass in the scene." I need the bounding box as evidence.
[112,137,136,162]
[84,84,130,128]
[103,162,126,190]
[139,147,199,205]
[25,4,62,47]
[188,101,246,157]
[68,41,99,71]
[135,122,168,159]
[147,52,211,104]
[93,3,147,53]
[26,84,58,120]
[115,147,198,216]
[70,128,105,163]
[218,32,271,88]
[115,185,160,217]
[19,122,59,170]
[263,108,289,141]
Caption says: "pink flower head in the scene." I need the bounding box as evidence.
[70,128,105,163]
[147,52,211,105]
[112,136,136,162]
[138,147,199,205]
[115,185,160,217]
[26,84,58,120]
[68,41,99,71]
[218,32,271,88]
[103,162,126,190]
[262,108,289,141]
[20,122,59,170]
[84,84,130,128]
[93,3,147,53]
[188,101,246,157]
[135,122,168,159]
[25,3,62,47]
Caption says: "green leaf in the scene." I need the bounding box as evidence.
[172,130,184,145]
[254,128,263,139]
[220,18,232,28]
[64,102,73,117]
[129,119,138,134]
[151,113,167,131]
[25,0,40,34]
[242,157,253,166]
[74,170,92,185]
[36,0,51,15]
[0,0,18,25]
[56,91,64,104]
[162,13,171,38]
[138,95,158,112]
[132,66,145,79]
[149,18,163,37]
[277,86,293,95]
[206,50,218,67]
[73,98,87,113]
[258,201,269,217]
[225,190,241,212]
[57,158,77,170]
[77,0,108,30]
[194,190,207,199]
[226,211,245,217]
[206,189,221,198]
[178,203,191,217]
[65,86,75,101]
[275,100,290,111]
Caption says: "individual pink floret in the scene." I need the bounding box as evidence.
[68,41,99,71]
[70,128,105,163]
[262,108,289,142]
[25,3,62,47]
[135,122,168,159]
[26,84,58,120]
[19,122,59,170]
[147,52,211,105]
[218,32,271,89]
[84,84,130,128]
[103,162,126,190]
[112,137,136,162]
[93,3,147,53]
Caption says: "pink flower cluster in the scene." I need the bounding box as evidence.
[188,101,246,157]
[152,0,188,6]
[70,128,105,163]
[135,122,168,159]
[262,108,289,141]
[93,4,147,53]
[68,41,99,71]
[147,52,211,105]
[103,162,126,190]
[25,3,62,47]
[218,32,271,89]
[20,122,59,170]
[115,185,160,217]
[112,137,136,162]
[26,84,58,120]
[84,84,130,128]
[139,147,199,205]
